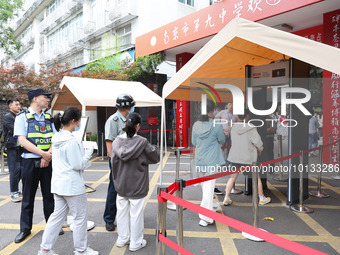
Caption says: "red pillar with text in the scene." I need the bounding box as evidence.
[176,53,194,147]
[323,10,340,165]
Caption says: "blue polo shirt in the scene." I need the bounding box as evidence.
[14,108,56,159]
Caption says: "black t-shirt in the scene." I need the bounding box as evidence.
[2,111,18,149]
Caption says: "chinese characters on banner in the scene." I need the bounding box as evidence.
[323,10,340,165]
[176,100,190,147]
[135,0,323,57]
[293,25,323,42]
[175,53,193,148]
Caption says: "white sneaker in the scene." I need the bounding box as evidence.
[213,202,221,212]
[129,239,147,252]
[199,219,214,227]
[116,240,130,248]
[259,197,271,205]
[74,247,99,255]
[38,250,58,255]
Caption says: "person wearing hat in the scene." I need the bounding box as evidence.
[103,93,135,232]
[13,88,57,243]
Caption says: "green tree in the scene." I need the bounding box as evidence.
[0,0,23,55]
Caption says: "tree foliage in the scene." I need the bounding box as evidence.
[0,60,76,106]
[0,51,165,106]
[0,0,23,55]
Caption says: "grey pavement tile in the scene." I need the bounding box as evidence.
[0,229,18,251]
[222,205,318,236]
[305,189,340,206]
[11,230,115,255]
[297,241,339,255]
[308,208,340,237]
[234,239,296,255]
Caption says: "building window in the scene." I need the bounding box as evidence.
[47,13,83,52]
[47,0,65,16]
[116,24,131,49]
[178,0,194,7]
[89,39,102,60]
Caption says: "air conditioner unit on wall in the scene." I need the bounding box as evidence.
[84,21,96,34]
[53,46,62,55]
[109,8,121,21]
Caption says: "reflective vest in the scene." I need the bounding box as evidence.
[25,111,53,151]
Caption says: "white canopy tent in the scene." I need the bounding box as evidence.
[159,17,340,184]
[51,76,163,114]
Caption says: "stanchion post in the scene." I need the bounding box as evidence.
[172,129,175,148]
[274,135,287,182]
[150,129,153,144]
[252,163,259,228]
[309,146,330,198]
[242,162,265,241]
[100,132,105,161]
[167,148,181,211]
[0,146,6,175]
[176,179,184,252]
[157,128,160,148]
[290,151,313,213]
[157,186,168,255]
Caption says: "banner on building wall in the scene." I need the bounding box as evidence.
[136,0,323,57]
[176,100,190,147]
[293,25,323,42]
[323,10,340,165]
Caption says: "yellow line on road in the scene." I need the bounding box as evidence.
[214,197,239,255]
[0,221,45,255]
[87,172,110,190]
[0,198,11,207]
[90,156,102,162]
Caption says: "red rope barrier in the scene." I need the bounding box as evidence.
[160,191,327,255]
[167,183,176,194]
[304,147,321,154]
[259,152,302,167]
[158,234,194,255]
[323,140,339,148]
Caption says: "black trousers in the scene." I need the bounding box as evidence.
[20,158,54,232]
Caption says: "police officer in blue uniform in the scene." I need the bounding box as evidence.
[103,94,135,231]
[13,88,56,243]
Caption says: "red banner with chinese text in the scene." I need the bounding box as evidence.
[136,0,324,57]
[293,25,323,42]
[176,100,190,147]
[323,10,340,164]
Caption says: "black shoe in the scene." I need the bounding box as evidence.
[59,229,64,235]
[214,188,223,195]
[105,222,115,231]
[14,231,31,243]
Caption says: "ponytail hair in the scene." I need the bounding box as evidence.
[124,112,142,138]
[54,106,81,131]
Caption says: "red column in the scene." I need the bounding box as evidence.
[323,10,340,164]
[175,52,194,147]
